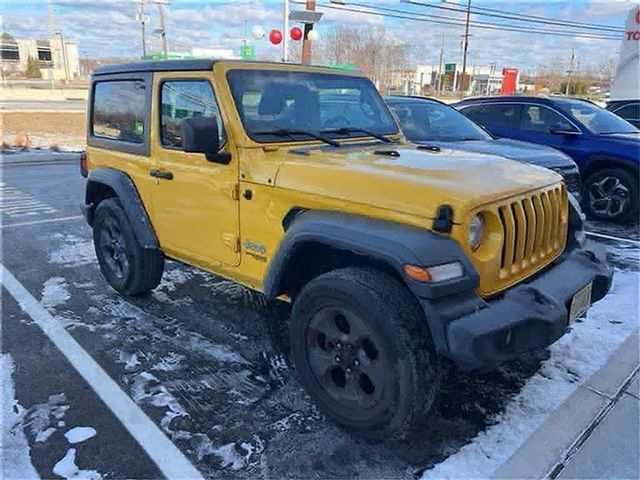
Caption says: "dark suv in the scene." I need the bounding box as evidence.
[456,96,640,223]
[607,100,640,128]
[385,95,581,195]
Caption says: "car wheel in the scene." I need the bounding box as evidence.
[582,168,638,223]
[93,198,164,296]
[290,267,440,441]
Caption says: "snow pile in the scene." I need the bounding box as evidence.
[424,269,639,478]
[41,277,71,308]
[52,448,101,480]
[64,427,96,444]
[1,354,39,479]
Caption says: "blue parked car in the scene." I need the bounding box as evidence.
[455,96,639,223]
[385,96,581,195]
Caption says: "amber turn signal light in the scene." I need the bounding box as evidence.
[403,264,432,282]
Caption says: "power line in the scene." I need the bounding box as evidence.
[300,2,621,40]
[403,0,623,34]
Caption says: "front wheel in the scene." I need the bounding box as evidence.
[582,168,638,223]
[93,198,164,296]
[290,267,440,441]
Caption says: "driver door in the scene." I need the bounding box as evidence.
[148,73,240,267]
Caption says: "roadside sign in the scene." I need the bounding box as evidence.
[445,63,456,73]
[240,44,255,60]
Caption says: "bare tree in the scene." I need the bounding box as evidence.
[315,25,411,91]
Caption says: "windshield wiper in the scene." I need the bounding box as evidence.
[321,127,392,143]
[252,127,341,147]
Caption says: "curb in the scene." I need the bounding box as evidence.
[1,152,81,166]
[492,329,639,479]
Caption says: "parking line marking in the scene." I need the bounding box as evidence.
[0,215,83,229]
[585,231,640,246]
[0,264,204,480]
[0,183,58,218]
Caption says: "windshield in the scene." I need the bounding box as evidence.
[388,100,490,142]
[227,69,398,143]
[554,99,639,134]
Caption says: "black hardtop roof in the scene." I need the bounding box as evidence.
[92,59,363,77]
[92,59,216,76]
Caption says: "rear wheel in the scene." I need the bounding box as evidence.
[582,168,638,223]
[93,198,164,296]
[290,267,440,441]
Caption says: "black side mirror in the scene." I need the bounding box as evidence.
[180,116,231,164]
[549,123,580,136]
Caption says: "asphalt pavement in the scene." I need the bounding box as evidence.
[1,158,638,479]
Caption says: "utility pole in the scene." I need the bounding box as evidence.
[565,48,576,96]
[282,0,289,62]
[437,32,444,95]
[301,0,315,65]
[136,1,148,59]
[459,0,471,95]
[157,2,168,58]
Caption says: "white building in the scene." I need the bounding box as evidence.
[0,33,80,80]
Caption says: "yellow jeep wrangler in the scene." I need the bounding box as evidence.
[81,60,612,440]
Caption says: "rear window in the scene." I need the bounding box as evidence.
[92,80,146,143]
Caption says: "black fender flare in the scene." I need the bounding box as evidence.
[264,210,479,301]
[582,154,638,180]
[85,168,159,249]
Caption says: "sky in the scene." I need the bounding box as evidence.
[0,0,636,73]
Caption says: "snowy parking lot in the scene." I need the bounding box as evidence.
[2,160,639,479]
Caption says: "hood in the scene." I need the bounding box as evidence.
[415,138,575,169]
[274,144,561,222]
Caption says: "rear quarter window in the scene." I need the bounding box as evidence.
[92,80,146,143]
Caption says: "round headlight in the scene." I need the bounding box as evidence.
[468,214,485,251]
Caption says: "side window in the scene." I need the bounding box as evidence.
[92,80,146,143]
[460,105,486,123]
[615,103,640,122]
[160,80,225,149]
[481,104,522,128]
[520,105,567,132]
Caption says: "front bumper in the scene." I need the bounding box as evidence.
[422,244,612,370]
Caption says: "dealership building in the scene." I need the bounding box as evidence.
[0,33,80,80]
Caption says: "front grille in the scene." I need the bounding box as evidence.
[496,184,568,283]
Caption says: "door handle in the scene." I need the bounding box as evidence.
[149,169,173,180]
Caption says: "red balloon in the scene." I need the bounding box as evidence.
[290,26,303,41]
[269,29,283,45]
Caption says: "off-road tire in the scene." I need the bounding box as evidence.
[93,198,164,296]
[582,167,638,223]
[290,267,440,441]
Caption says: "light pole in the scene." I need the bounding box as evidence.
[282,0,289,62]
[55,31,70,81]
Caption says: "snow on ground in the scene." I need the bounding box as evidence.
[47,234,96,267]
[64,427,97,444]
[52,448,101,480]
[41,277,71,308]
[1,354,39,480]
[424,268,639,478]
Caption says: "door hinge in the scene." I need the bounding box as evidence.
[222,233,241,253]
[229,184,239,201]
